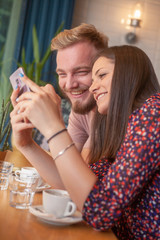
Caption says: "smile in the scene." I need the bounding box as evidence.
[96,92,108,101]
[70,89,87,96]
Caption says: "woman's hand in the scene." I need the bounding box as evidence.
[10,87,19,107]
[10,106,34,150]
[10,86,34,150]
[12,75,65,139]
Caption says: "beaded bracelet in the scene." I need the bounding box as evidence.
[47,128,67,144]
[54,142,75,161]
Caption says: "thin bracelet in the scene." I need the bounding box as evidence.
[47,128,67,144]
[54,142,75,161]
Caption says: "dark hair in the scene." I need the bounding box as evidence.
[89,45,160,163]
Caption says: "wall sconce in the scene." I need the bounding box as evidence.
[121,2,143,44]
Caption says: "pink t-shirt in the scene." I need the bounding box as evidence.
[67,110,94,149]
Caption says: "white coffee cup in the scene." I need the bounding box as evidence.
[20,167,43,187]
[43,189,77,218]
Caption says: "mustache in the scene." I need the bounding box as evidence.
[63,87,90,93]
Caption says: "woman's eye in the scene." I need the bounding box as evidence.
[99,73,106,79]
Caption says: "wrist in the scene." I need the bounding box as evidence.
[17,139,35,153]
[47,128,67,144]
[44,123,66,140]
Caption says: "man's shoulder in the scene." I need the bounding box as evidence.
[68,110,94,133]
[69,110,94,122]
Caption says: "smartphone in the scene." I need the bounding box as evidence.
[9,67,30,97]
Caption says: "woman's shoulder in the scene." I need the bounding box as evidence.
[145,92,160,106]
[141,92,160,115]
[133,93,160,117]
[128,93,160,128]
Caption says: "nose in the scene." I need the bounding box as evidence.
[64,74,79,89]
[89,81,99,94]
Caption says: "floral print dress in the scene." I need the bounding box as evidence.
[83,93,160,240]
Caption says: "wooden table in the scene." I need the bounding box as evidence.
[0,190,118,240]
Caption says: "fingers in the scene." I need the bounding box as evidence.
[10,88,20,107]
[21,74,56,96]
[10,109,34,131]
[10,101,31,123]
[21,75,54,94]
[11,70,57,105]
[43,84,56,95]
[22,75,42,93]
[10,100,25,115]
[17,76,57,102]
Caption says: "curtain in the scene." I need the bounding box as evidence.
[13,0,75,91]
[0,0,23,102]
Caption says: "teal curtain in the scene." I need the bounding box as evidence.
[13,0,75,91]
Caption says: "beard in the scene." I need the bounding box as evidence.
[72,94,96,114]
[60,89,96,114]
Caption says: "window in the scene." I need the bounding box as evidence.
[0,0,23,103]
[0,0,13,75]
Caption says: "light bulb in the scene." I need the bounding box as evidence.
[133,3,142,20]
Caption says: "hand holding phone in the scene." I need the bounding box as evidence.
[9,67,30,97]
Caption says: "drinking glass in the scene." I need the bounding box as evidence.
[0,161,13,190]
[9,171,39,209]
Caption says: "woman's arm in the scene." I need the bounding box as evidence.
[10,86,65,189]
[10,75,97,210]
[48,130,97,211]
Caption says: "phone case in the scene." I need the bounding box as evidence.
[9,67,30,96]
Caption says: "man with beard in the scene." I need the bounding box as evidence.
[51,23,108,162]
[11,23,108,167]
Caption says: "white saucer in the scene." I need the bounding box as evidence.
[36,183,51,192]
[29,205,83,226]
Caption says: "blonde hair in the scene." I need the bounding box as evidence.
[51,23,109,51]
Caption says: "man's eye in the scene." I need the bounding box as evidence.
[58,73,66,77]
[76,71,90,76]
